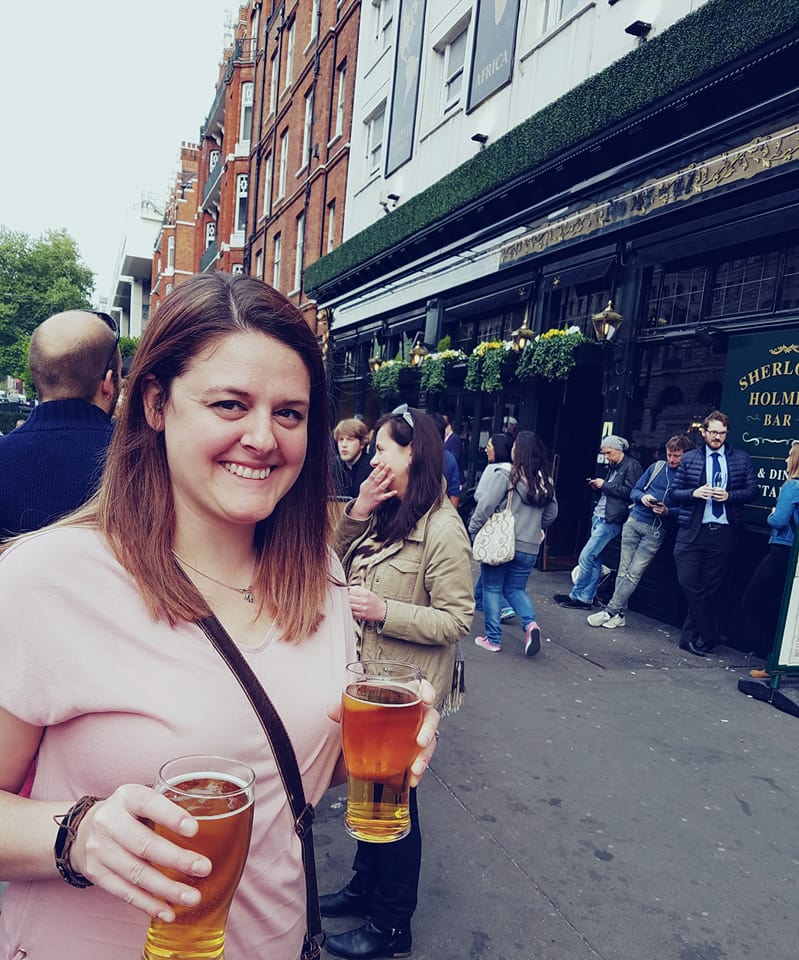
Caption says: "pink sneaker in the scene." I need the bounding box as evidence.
[524,621,541,657]
[474,636,501,652]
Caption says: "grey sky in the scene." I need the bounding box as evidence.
[0,1,233,303]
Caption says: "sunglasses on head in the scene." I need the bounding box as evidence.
[94,311,120,376]
[391,403,414,430]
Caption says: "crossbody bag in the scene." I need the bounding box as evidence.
[195,613,323,960]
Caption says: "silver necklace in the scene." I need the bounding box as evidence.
[172,551,256,603]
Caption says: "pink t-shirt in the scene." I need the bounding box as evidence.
[0,527,355,960]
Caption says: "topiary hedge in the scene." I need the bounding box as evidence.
[305,0,799,297]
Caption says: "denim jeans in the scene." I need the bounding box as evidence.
[605,516,663,614]
[481,550,538,644]
[571,515,623,603]
[474,573,510,612]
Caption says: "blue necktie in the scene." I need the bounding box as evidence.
[711,452,724,518]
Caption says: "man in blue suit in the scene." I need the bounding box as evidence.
[666,410,758,657]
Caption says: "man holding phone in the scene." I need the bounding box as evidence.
[587,435,691,629]
[666,411,758,656]
[554,435,641,610]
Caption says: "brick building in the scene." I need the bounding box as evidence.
[195,15,258,278]
[244,0,360,328]
[151,142,200,312]
[147,0,361,337]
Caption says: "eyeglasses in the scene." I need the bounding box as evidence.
[705,429,727,438]
[94,311,120,377]
[391,403,414,430]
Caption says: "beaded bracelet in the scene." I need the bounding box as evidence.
[53,795,101,888]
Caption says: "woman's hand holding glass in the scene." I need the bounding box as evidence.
[328,677,439,790]
[69,784,211,922]
[409,679,440,788]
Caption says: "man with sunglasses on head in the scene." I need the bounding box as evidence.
[666,410,757,657]
[0,310,120,537]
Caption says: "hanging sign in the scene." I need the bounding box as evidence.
[720,327,799,525]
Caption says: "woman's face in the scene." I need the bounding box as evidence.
[371,423,412,499]
[486,439,495,462]
[144,332,310,538]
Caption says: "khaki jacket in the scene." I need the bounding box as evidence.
[336,498,474,712]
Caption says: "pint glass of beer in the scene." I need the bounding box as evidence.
[341,660,423,843]
[142,755,255,960]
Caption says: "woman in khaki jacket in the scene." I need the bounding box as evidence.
[322,405,473,960]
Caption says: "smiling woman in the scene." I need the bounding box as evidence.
[0,273,442,960]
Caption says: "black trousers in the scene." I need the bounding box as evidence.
[741,543,792,657]
[673,524,736,649]
[348,786,421,930]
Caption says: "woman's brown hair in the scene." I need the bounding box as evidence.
[372,407,444,544]
[37,273,332,644]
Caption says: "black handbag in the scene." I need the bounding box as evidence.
[195,613,323,960]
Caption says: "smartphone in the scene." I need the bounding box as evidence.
[652,501,665,508]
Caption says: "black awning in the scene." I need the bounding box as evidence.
[542,254,615,291]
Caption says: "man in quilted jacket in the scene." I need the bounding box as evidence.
[666,410,758,657]
[554,435,642,609]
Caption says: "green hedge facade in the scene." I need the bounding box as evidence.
[305,0,799,297]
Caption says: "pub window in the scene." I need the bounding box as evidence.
[708,250,779,318]
[631,340,726,452]
[343,346,359,376]
[559,284,611,337]
[643,264,706,331]
[778,243,799,311]
[541,279,612,338]
[476,307,523,344]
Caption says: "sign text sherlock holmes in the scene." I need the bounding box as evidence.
[721,329,799,524]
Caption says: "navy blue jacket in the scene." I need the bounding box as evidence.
[666,444,757,538]
[0,398,114,537]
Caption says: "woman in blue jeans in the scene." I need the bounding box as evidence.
[469,431,558,655]
[473,432,515,622]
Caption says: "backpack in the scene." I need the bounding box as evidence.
[457,485,477,529]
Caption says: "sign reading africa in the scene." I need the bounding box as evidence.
[720,328,799,525]
[467,0,521,112]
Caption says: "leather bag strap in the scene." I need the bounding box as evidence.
[195,613,323,951]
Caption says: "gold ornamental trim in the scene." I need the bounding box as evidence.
[500,123,799,266]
